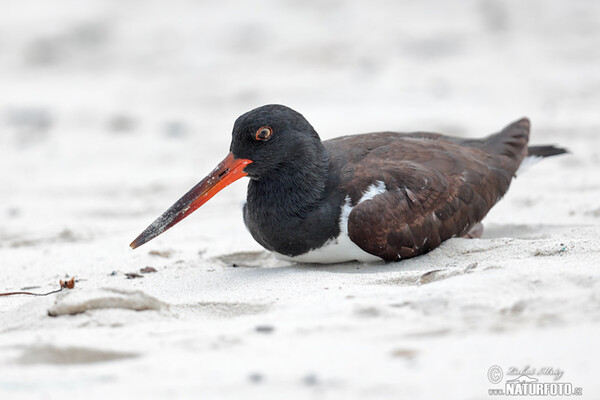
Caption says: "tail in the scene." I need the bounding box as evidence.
[479,118,568,175]
[527,145,568,158]
[452,117,567,174]
[479,117,531,161]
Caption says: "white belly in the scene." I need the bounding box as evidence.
[274,182,386,264]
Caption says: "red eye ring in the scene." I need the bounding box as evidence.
[255,126,273,141]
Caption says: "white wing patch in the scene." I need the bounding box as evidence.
[359,180,386,202]
[274,181,386,264]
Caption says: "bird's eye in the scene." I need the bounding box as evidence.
[255,126,273,141]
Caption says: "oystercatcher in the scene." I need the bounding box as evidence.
[130,105,566,263]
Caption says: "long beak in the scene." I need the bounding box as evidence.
[130,152,252,249]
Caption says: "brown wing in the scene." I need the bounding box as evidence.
[335,119,530,261]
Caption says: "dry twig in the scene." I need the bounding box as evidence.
[0,277,75,297]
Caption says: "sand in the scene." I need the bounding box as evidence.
[1,0,599,398]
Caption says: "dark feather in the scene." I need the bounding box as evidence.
[327,118,536,261]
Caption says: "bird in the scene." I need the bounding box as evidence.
[130,104,566,263]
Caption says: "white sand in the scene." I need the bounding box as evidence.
[1,0,599,398]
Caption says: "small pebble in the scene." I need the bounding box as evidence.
[248,373,263,383]
[148,250,173,258]
[108,114,137,133]
[6,208,20,218]
[255,325,274,334]
[303,373,319,386]
[390,348,418,359]
[164,121,187,138]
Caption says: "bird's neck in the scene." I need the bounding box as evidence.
[244,140,341,256]
[248,141,329,214]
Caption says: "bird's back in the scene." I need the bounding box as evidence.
[324,118,531,203]
[321,118,535,261]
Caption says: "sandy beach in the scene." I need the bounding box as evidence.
[1,0,599,398]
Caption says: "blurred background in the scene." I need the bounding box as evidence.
[1,0,599,256]
[1,2,600,398]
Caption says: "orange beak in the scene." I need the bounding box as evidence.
[130,152,252,249]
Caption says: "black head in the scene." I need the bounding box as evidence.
[229,104,322,179]
[129,104,326,249]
